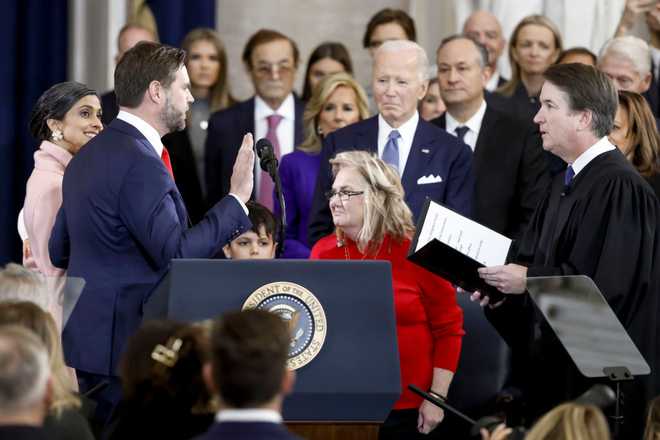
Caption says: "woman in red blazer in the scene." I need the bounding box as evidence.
[310,151,464,439]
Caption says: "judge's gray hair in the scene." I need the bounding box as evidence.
[0,325,50,414]
[374,40,429,82]
[598,36,651,75]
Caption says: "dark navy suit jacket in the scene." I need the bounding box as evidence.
[195,422,301,440]
[308,115,474,245]
[432,106,551,239]
[49,119,251,376]
[205,96,305,206]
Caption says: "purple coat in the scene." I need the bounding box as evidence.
[274,149,320,258]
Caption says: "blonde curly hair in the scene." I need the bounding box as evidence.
[330,151,414,254]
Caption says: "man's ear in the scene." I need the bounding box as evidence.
[146,80,164,104]
[222,244,232,259]
[281,369,296,396]
[642,72,652,93]
[202,362,218,394]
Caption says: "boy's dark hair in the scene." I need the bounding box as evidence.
[210,310,290,407]
[246,201,278,240]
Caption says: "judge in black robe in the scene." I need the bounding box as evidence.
[475,64,660,439]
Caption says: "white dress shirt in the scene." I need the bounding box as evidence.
[570,136,616,177]
[216,408,283,424]
[117,110,164,157]
[377,112,419,176]
[445,100,487,151]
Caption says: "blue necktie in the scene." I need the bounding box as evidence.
[564,165,575,187]
[455,126,469,142]
[383,130,401,172]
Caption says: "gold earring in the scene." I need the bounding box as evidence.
[51,129,63,142]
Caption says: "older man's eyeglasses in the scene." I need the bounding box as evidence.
[325,189,364,202]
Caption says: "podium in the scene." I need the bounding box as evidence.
[144,259,401,439]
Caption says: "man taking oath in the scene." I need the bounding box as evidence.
[474,63,660,439]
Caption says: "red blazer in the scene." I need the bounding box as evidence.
[311,234,464,409]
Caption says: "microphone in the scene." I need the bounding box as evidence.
[256,138,278,178]
[254,138,286,257]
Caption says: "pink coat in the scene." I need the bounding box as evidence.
[22,141,72,326]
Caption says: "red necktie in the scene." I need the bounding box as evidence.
[161,146,175,181]
[258,114,282,209]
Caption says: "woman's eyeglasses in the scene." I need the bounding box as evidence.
[325,189,364,202]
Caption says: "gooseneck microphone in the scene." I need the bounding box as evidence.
[255,138,286,257]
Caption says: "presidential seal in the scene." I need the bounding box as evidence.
[242,282,326,370]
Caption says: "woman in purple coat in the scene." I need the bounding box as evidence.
[275,73,369,258]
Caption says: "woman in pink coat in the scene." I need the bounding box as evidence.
[23,82,102,327]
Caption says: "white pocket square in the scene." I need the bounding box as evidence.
[417,174,443,184]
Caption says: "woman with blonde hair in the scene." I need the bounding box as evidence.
[163,27,234,224]
[609,90,660,198]
[495,15,562,124]
[0,301,94,439]
[524,402,611,440]
[310,151,463,438]
[275,72,369,258]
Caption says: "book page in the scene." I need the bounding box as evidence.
[415,200,511,266]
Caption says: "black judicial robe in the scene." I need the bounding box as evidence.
[485,148,660,438]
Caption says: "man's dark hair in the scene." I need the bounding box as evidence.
[246,201,278,239]
[363,8,417,48]
[210,310,290,408]
[438,34,489,68]
[543,63,618,138]
[115,41,186,108]
[557,47,597,65]
[29,81,98,141]
[242,29,300,70]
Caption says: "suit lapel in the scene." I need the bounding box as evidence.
[110,119,189,227]
[401,121,440,197]
[473,107,497,176]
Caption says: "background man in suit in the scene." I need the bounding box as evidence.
[462,10,508,92]
[597,36,657,117]
[0,326,51,440]
[205,29,305,210]
[475,64,660,439]
[198,310,300,440]
[100,24,158,125]
[433,35,550,239]
[49,41,255,423]
[308,40,473,245]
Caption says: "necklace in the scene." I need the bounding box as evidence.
[342,238,392,260]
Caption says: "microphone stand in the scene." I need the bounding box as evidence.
[270,166,287,258]
[408,384,526,439]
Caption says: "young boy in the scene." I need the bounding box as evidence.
[223,202,278,260]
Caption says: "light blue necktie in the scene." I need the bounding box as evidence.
[382,130,401,172]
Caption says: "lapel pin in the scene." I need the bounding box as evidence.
[421,148,430,154]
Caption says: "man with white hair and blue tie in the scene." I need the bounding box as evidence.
[308,40,474,245]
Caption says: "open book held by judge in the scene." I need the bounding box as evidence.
[407,198,512,302]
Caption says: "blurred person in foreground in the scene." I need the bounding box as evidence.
[0,325,51,439]
[195,309,301,440]
[310,151,464,439]
[0,302,93,440]
[105,320,214,440]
